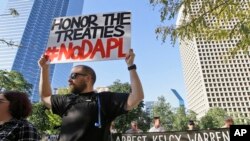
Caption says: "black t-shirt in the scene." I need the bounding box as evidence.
[51,91,129,141]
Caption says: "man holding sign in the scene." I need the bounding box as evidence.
[38,48,144,141]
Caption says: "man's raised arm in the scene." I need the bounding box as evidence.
[125,49,144,111]
[38,55,52,109]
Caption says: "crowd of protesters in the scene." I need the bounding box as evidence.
[0,49,234,140]
[0,90,234,141]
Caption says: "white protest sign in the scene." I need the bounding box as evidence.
[45,12,131,64]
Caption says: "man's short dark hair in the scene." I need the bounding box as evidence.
[153,116,160,119]
[74,65,96,85]
[153,116,160,123]
[2,91,32,119]
[131,121,138,125]
[224,116,233,122]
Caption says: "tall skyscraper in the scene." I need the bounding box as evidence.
[0,0,83,102]
[177,3,250,120]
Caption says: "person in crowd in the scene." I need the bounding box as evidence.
[0,91,40,140]
[125,121,143,133]
[110,121,117,134]
[109,121,118,141]
[38,49,144,141]
[148,116,166,132]
[187,120,196,130]
[222,116,234,128]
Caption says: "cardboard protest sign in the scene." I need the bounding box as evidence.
[111,128,229,141]
[45,12,131,64]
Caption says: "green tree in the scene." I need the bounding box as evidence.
[29,88,68,135]
[45,109,62,134]
[0,70,32,94]
[199,115,214,129]
[149,0,250,55]
[199,107,227,129]
[186,110,199,129]
[29,103,51,134]
[29,103,61,135]
[171,107,198,131]
[152,96,174,131]
[43,87,68,133]
[56,87,70,94]
[108,80,150,132]
[172,106,188,131]
[227,111,250,125]
[186,110,198,122]
[108,79,131,93]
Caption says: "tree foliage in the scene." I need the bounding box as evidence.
[199,115,214,129]
[45,109,62,134]
[108,79,131,93]
[152,96,174,131]
[186,110,198,122]
[172,106,186,131]
[29,103,61,135]
[172,106,189,131]
[29,103,51,134]
[152,96,199,131]
[29,88,68,135]
[0,70,32,94]
[56,87,70,94]
[149,0,250,55]
[108,80,151,132]
[199,107,227,129]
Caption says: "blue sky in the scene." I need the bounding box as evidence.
[0,0,186,107]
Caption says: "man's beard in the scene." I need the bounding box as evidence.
[69,82,87,94]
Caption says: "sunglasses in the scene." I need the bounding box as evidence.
[70,73,88,79]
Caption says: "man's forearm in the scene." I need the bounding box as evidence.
[39,68,52,101]
[126,69,144,110]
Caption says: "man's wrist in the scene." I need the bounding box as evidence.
[128,64,136,70]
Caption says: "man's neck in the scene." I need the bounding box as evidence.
[154,125,160,129]
[80,86,94,93]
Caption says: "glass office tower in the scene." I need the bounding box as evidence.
[0,0,75,102]
[177,2,250,121]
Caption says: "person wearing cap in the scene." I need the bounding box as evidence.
[187,120,196,130]
[110,121,118,134]
[222,117,234,128]
[148,117,166,132]
[125,121,143,133]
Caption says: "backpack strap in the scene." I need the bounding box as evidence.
[94,94,102,128]
[61,93,108,130]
